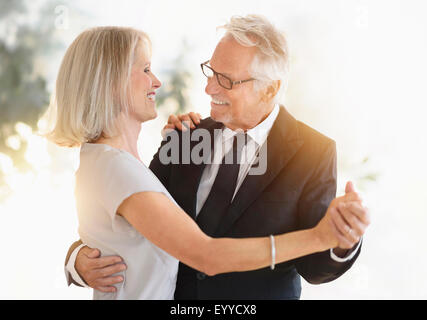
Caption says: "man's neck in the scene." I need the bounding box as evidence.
[225,103,276,132]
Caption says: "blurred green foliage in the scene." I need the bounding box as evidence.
[0,0,59,171]
[156,40,193,114]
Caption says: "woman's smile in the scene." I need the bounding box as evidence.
[147,92,156,102]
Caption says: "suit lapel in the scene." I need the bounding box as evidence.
[177,119,223,219]
[215,107,304,236]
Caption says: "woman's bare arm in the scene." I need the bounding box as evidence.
[118,191,360,276]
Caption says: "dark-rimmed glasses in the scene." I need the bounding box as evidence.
[200,60,256,90]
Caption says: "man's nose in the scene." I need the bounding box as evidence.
[205,76,221,95]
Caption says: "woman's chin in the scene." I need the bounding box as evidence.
[134,111,157,124]
[146,110,158,121]
[151,108,158,118]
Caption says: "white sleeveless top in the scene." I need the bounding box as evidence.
[75,143,179,300]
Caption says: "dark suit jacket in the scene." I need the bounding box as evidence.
[148,106,361,299]
[65,106,361,299]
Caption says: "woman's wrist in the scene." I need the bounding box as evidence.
[310,227,331,253]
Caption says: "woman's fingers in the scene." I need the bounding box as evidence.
[337,202,369,237]
[179,112,202,129]
[168,114,186,131]
[329,206,360,247]
[160,124,175,138]
[324,207,351,249]
[188,112,201,126]
[167,112,202,132]
[326,189,370,250]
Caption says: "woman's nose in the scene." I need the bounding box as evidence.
[152,74,161,89]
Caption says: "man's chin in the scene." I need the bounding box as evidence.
[210,109,226,123]
[210,110,218,121]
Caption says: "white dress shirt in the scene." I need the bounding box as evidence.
[196,104,280,215]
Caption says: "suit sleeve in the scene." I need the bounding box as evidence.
[294,140,361,284]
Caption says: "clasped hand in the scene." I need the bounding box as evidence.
[315,181,370,251]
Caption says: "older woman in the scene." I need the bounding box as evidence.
[48,26,362,299]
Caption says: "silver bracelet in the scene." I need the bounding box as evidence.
[270,235,276,270]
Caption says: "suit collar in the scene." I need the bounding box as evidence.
[215,106,304,236]
[221,104,280,146]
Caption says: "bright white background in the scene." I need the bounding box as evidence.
[0,0,426,299]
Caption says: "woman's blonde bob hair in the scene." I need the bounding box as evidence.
[46,26,151,147]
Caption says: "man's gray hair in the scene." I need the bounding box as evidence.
[218,14,289,103]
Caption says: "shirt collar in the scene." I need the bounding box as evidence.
[222,104,280,145]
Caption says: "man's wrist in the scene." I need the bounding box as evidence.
[65,243,90,288]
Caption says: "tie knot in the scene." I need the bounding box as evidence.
[233,132,248,150]
[222,133,248,165]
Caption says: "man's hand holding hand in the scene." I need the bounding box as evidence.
[314,181,370,253]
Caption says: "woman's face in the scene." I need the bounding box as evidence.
[129,46,161,122]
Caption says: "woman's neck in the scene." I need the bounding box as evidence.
[96,116,142,161]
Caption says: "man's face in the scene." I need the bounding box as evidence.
[205,36,272,131]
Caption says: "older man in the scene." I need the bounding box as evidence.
[65,15,369,299]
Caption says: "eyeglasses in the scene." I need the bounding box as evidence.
[200,60,256,90]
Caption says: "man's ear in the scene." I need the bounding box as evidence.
[269,80,281,99]
[261,80,281,102]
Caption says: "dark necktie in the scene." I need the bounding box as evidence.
[196,133,247,236]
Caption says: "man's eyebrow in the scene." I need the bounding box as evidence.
[220,71,232,77]
[209,62,232,77]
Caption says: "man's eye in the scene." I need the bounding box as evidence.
[144,68,150,73]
